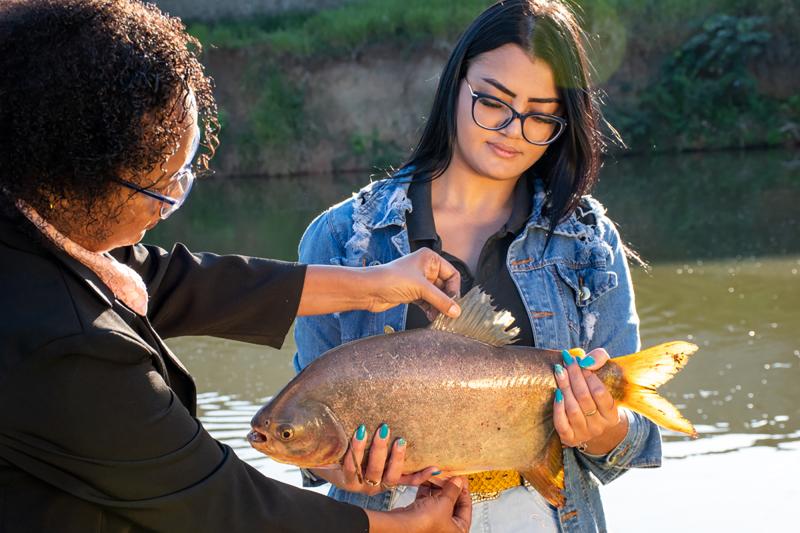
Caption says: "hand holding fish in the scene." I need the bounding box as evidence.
[365,476,472,533]
[361,248,462,319]
[553,348,630,455]
[315,424,441,496]
[299,248,462,319]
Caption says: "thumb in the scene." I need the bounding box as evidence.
[438,476,466,505]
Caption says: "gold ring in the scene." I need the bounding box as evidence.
[380,482,397,491]
[584,408,598,417]
[364,478,380,487]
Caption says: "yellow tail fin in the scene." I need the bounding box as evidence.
[614,341,699,437]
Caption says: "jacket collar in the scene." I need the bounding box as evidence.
[0,212,115,308]
[351,167,599,240]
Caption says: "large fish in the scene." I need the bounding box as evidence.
[248,287,698,506]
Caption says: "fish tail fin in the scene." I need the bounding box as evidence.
[615,341,699,437]
[521,432,565,508]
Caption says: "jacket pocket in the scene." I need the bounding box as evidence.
[554,262,618,308]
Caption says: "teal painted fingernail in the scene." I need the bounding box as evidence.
[579,355,596,368]
[554,364,565,376]
[562,349,574,365]
[356,425,366,441]
[555,389,564,403]
[379,423,389,439]
[431,470,442,476]
[397,438,406,447]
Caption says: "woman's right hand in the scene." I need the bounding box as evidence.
[314,424,440,496]
[366,477,472,533]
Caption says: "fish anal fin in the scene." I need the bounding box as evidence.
[428,286,520,346]
[521,432,565,508]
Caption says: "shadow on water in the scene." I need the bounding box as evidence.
[154,148,799,528]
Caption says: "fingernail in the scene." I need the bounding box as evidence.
[431,470,442,476]
[379,423,389,439]
[555,389,564,403]
[449,304,461,317]
[356,425,366,441]
[562,349,574,365]
[396,438,406,447]
[579,355,596,368]
[554,364,565,376]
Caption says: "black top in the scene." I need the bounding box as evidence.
[0,213,369,533]
[405,176,535,347]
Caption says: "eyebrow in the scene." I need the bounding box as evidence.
[482,77,561,103]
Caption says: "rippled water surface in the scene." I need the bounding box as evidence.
[151,149,800,531]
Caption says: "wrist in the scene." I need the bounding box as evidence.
[366,509,408,533]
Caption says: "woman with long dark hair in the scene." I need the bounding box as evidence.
[294,0,660,530]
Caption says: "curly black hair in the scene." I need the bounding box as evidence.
[0,0,219,227]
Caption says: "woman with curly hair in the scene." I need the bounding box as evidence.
[0,1,471,531]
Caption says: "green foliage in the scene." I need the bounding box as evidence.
[348,129,404,171]
[611,14,784,152]
[235,69,306,161]
[188,0,490,55]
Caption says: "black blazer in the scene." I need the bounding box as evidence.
[0,215,368,533]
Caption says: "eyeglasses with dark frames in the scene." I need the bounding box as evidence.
[466,81,567,146]
[114,126,200,220]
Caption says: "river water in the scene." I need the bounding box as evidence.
[149,148,799,532]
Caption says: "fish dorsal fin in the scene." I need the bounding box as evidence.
[428,286,520,346]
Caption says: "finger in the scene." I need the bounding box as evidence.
[552,382,575,445]
[577,347,610,371]
[418,282,460,318]
[452,479,473,533]
[421,249,459,286]
[398,465,440,487]
[415,481,435,500]
[583,370,617,420]
[343,424,367,486]
[381,438,408,486]
[555,357,589,439]
[438,476,466,506]
[364,424,391,485]
[562,350,598,417]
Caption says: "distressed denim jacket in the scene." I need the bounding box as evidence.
[293,173,662,533]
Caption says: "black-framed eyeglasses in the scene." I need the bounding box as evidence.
[114,127,199,220]
[466,81,567,146]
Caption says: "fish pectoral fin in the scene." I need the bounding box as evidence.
[348,445,364,484]
[521,432,565,508]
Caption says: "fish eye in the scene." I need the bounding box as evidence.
[277,424,294,441]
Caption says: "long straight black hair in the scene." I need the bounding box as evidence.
[401,0,612,233]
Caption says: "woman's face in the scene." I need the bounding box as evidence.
[91,94,200,252]
[453,43,562,182]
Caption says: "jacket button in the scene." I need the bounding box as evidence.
[579,285,592,302]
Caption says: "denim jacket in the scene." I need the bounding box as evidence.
[293,174,662,533]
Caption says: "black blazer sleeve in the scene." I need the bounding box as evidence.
[0,331,368,533]
[111,243,306,346]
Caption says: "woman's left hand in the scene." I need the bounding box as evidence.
[552,347,629,455]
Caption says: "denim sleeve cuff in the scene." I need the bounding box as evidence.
[577,409,662,484]
[300,468,329,488]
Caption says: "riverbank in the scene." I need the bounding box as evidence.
[184,0,799,176]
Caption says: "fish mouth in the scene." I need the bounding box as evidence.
[247,428,269,452]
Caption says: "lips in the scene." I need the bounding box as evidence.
[487,141,521,159]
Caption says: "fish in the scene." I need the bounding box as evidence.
[248,287,698,506]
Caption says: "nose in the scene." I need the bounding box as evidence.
[501,115,524,139]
